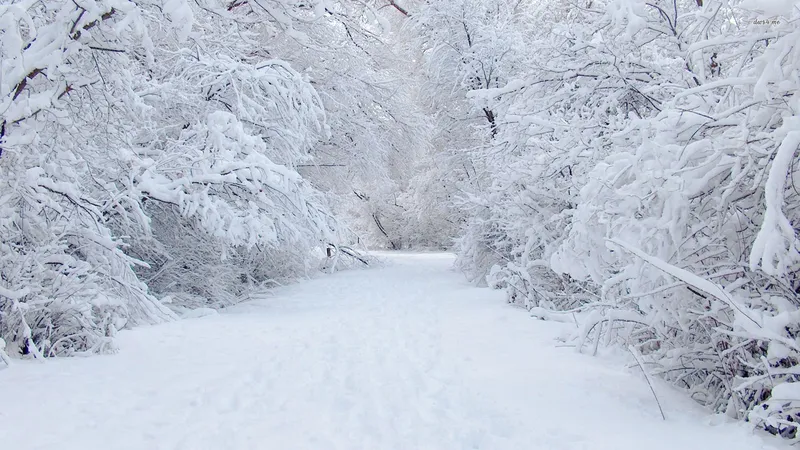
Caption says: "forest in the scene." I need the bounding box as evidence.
[1,0,799,442]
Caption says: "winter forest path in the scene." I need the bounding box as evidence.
[0,253,780,450]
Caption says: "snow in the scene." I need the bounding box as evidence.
[609,238,763,328]
[749,126,800,276]
[741,0,800,17]
[0,253,783,450]
[163,0,194,42]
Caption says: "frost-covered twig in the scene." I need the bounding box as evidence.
[629,345,666,421]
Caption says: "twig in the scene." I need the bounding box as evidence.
[89,46,125,53]
[0,338,11,368]
[628,345,667,420]
[339,246,370,266]
[388,0,409,16]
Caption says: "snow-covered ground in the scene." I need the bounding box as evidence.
[0,253,782,450]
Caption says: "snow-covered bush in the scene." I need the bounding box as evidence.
[552,0,800,434]
[452,0,670,302]
[410,0,800,438]
[0,0,180,357]
[0,0,379,357]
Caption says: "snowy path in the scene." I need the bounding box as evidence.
[0,253,780,450]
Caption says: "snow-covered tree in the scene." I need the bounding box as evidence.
[0,0,370,356]
[551,0,800,434]
[410,0,800,438]
[404,0,541,255]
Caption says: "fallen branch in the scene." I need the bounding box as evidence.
[339,246,370,266]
